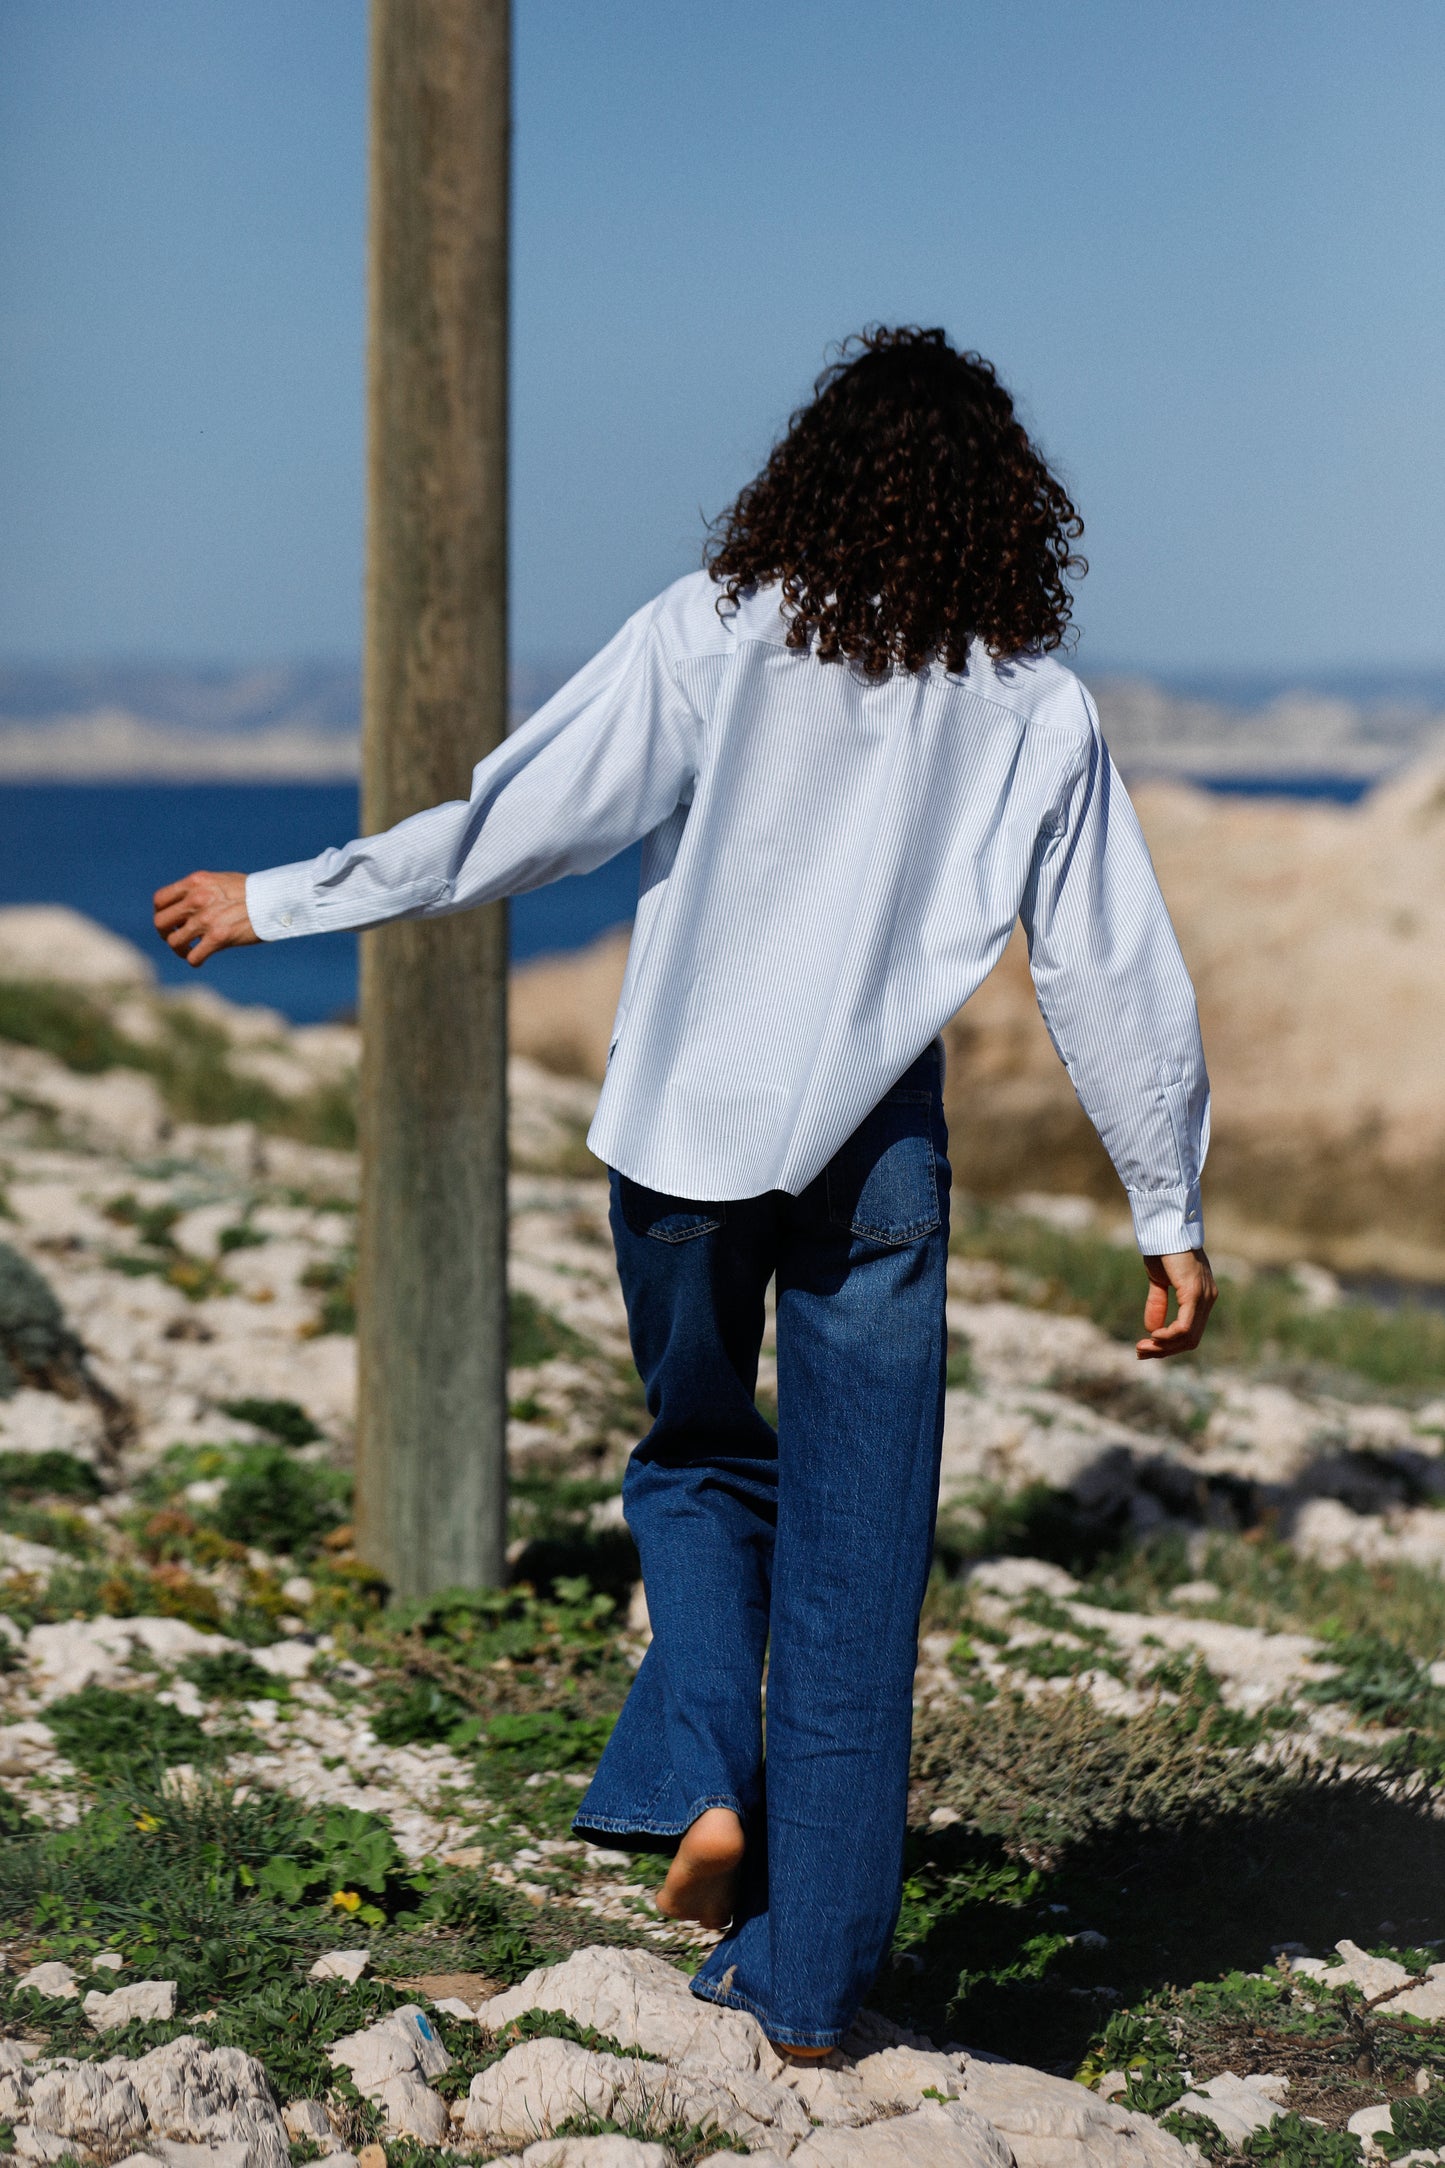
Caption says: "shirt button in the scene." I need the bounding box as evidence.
[280,913,293,927]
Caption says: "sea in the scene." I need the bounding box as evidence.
[0,773,1370,1025]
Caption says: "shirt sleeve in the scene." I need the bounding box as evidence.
[244,597,699,942]
[1019,692,1211,1256]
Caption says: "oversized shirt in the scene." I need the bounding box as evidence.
[246,571,1210,1253]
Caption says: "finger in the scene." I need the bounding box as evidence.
[1142,1280,1170,1335]
[153,899,194,932]
[164,916,205,956]
[1137,1297,1204,1358]
[185,929,221,966]
[152,878,195,907]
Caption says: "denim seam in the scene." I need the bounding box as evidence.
[572,1790,743,1841]
[690,1974,843,2051]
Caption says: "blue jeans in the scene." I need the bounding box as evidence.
[574,1045,951,2047]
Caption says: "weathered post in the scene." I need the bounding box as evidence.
[356,0,510,1596]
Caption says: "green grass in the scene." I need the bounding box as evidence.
[218,1397,323,1446]
[0,978,357,1149]
[43,1683,220,1776]
[952,1197,1445,1397]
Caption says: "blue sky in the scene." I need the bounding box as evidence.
[2,0,1443,674]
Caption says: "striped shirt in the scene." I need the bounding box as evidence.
[247,571,1210,1253]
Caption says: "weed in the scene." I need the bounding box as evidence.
[509,1289,596,1368]
[0,1448,102,1498]
[301,1250,356,1335]
[43,1684,218,1776]
[0,1240,88,1396]
[179,1648,288,1702]
[210,1446,350,1553]
[218,1397,323,1446]
[952,1199,1445,1397]
[1301,1634,1445,1728]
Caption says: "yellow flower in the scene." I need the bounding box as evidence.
[134,1813,161,1833]
[331,1889,362,1912]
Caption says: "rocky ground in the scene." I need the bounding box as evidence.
[4,911,1445,2168]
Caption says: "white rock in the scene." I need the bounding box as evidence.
[379,2073,450,2143]
[463,2037,628,2142]
[0,905,155,986]
[28,2062,148,2143]
[94,1952,127,1972]
[327,2004,450,2095]
[1348,2105,1396,2152]
[852,2045,965,2106]
[281,2101,333,2145]
[782,2063,877,2125]
[308,1950,370,1984]
[14,2130,87,2163]
[792,2100,1014,2168]
[1386,1981,1445,2020]
[113,2155,170,2168]
[965,1558,1081,1601]
[124,2034,290,2168]
[430,1995,478,2020]
[84,1979,177,2028]
[479,1944,782,2076]
[16,1961,79,1999]
[1173,2073,1287,2144]
[955,2057,1194,2168]
[520,2142,674,2168]
[0,1720,60,1777]
[1315,1940,1413,1999]
[248,1640,318,1680]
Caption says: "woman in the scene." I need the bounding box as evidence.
[155,326,1215,2055]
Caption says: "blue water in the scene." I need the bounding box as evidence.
[1192,773,1372,805]
[0,783,641,1023]
[0,770,1376,1023]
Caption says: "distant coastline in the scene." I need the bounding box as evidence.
[0,658,1441,782]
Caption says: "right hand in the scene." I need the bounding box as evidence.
[1137,1248,1217,1359]
[153,870,258,967]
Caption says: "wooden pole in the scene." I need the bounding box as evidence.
[356,0,510,1597]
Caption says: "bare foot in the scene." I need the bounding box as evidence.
[656,1807,744,1930]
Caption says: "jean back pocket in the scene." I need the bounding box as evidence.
[617,1178,724,1244]
[826,1093,941,1246]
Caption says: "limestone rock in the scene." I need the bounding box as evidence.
[520,2140,674,2168]
[1173,2074,1288,2145]
[955,2058,1193,2168]
[0,906,155,987]
[379,2073,450,2143]
[1382,1975,1445,2022]
[852,2045,966,2106]
[307,1950,370,1985]
[462,2037,629,2143]
[15,1961,78,2000]
[84,1979,177,2029]
[281,2101,333,2146]
[1294,1941,1413,2000]
[1351,2098,1395,2150]
[326,2005,450,2096]
[792,2099,1015,2168]
[781,2063,877,2126]
[124,2035,290,2168]
[28,2063,148,2145]
[479,1944,782,2077]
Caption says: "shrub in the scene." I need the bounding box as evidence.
[218,1397,323,1446]
[211,1446,350,1553]
[43,1684,216,1776]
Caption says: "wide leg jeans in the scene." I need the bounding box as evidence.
[574,1046,951,2048]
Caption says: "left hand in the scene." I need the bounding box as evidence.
[153,870,259,966]
[1137,1248,1217,1359]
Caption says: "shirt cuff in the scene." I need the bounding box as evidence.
[1128,1192,1204,1257]
[245,862,323,942]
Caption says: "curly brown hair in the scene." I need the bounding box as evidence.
[705,325,1086,676]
